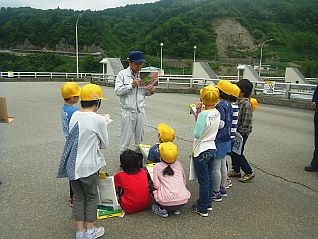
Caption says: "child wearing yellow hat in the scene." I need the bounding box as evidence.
[211,80,233,202]
[192,85,220,217]
[152,142,191,217]
[58,83,108,239]
[147,123,175,163]
[61,82,81,139]
[225,82,241,189]
[60,82,81,207]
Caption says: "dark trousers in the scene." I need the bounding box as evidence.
[231,132,253,174]
[310,113,318,167]
[193,149,216,213]
[159,204,183,212]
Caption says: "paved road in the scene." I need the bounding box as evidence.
[0,82,317,239]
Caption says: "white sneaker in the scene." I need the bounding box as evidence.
[85,227,105,239]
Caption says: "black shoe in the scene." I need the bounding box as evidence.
[304,165,318,172]
[192,204,208,217]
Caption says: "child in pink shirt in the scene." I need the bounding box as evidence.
[152,142,191,217]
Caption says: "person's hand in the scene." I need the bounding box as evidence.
[196,102,203,113]
[311,102,316,111]
[132,78,142,88]
[146,85,155,93]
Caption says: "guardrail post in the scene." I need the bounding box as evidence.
[66,73,68,79]
[35,72,37,79]
[50,73,53,79]
[190,78,193,88]
[166,77,170,88]
[251,82,256,95]
[285,84,291,99]
[0,72,2,78]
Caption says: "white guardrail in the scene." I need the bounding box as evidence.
[1,71,316,100]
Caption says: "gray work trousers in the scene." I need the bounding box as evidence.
[70,172,98,222]
[120,109,145,154]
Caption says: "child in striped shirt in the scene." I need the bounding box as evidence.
[225,83,240,188]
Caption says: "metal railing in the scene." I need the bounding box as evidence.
[0,71,93,79]
[1,71,316,100]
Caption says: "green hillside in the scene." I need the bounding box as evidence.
[0,0,317,76]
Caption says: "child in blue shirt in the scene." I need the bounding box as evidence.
[147,123,175,163]
[212,80,233,201]
[60,82,81,206]
[61,82,81,139]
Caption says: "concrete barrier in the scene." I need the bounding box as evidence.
[253,94,311,110]
[96,81,312,111]
[0,78,312,111]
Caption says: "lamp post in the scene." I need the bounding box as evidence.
[259,38,273,76]
[160,42,164,71]
[193,45,197,63]
[76,14,82,78]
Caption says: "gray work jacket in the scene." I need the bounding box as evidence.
[115,67,153,112]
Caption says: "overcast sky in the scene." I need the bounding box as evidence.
[1,0,159,10]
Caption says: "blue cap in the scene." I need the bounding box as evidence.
[128,51,145,63]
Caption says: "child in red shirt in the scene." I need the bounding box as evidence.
[114,149,151,213]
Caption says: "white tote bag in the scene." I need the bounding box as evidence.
[232,132,243,155]
[97,176,121,210]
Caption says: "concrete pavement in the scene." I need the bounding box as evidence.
[0,82,317,239]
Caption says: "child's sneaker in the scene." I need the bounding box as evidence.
[225,178,232,189]
[228,170,241,177]
[219,187,228,197]
[85,226,105,239]
[212,191,222,202]
[192,204,208,217]
[238,173,255,183]
[75,231,85,239]
[172,209,181,215]
[152,204,168,218]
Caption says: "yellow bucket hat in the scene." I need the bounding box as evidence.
[61,82,81,99]
[80,83,106,101]
[158,123,175,142]
[250,98,259,111]
[230,83,240,98]
[200,85,219,106]
[159,142,178,164]
[216,80,232,95]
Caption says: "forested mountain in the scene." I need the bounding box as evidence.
[0,0,317,76]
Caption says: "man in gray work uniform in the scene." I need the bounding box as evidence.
[115,51,155,154]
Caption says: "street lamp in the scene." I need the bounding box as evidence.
[76,14,82,78]
[193,45,197,63]
[160,42,164,71]
[259,38,273,76]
